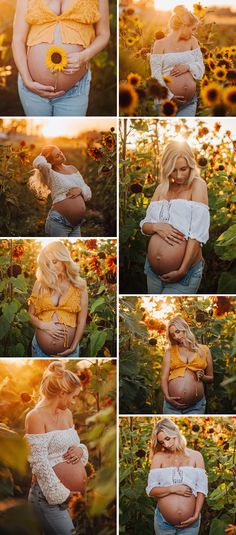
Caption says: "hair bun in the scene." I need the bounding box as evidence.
[48,361,65,377]
[174,5,187,16]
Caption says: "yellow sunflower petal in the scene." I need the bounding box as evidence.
[45,46,67,72]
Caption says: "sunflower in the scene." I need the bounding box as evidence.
[147,77,168,99]
[127,72,142,87]
[88,147,103,161]
[214,66,227,81]
[119,83,138,114]
[161,99,177,116]
[226,69,236,83]
[102,133,116,150]
[193,3,205,17]
[45,45,67,72]
[155,30,165,40]
[223,86,236,109]
[125,36,136,47]
[206,58,215,71]
[201,82,222,106]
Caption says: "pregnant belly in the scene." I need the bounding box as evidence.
[53,461,87,493]
[169,369,205,406]
[167,72,196,102]
[27,42,87,92]
[53,195,86,226]
[148,234,187,275]
[36,322,76,356]
[159,494,196,525]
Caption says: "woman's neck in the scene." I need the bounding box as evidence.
[37,397,61,415]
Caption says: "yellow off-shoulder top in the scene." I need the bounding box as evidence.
[28,285,81,327]
[169,345,208,381]
[26,0,100,48]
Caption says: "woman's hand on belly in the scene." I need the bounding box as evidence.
[25,80,65,99]
[51,341,77,357]
[171,485,193,497]
[170,64,189,76]
[166,396,188,409]
[63,51,87,75]
[154,223,185,246]
[63,446,84,465]
[160,268,185,283]
[40,320,65,339]
[175,513,199,529]
[66,187,82,199]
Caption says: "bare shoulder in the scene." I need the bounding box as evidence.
[153,38,166,54]
[164,347,171,359]
[191,177,208,204]
[187,448,205,467]
[25,408,45,434]
[151,451,164,468]
[151,184,162,201]
[65,408,73,426]
[191,36,200,50]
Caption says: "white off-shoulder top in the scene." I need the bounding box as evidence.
[146,466,208,497]
[26,426,88,505]
[150,48,205,100]
[33,155,92,204]
[140,199,210,244]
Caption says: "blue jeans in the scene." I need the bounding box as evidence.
[18,70,91,116]
[45,210,82,237]
[32,334,80,358]
[144,258,204,294]
[154,507,201,534]
[176,94,198,117]
[28,482,74,535]
[163,396,206,415]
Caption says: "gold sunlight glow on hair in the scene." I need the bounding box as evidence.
[153,0,233,10]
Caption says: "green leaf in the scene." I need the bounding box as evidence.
[2,300,21,324]
[209,518,229,535]
[0,316,10,340]
[90,296,105,313]
[89,329,107,357]
[217,273,236,294]
[0,424,28,474]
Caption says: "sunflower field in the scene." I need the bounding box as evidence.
[119,416,236,535]
[119,295,236,414]
[0,238,117,357]
[0,125,116,237]
[119,2,236,117]
[119,118,236,294]
[0,358,116,535]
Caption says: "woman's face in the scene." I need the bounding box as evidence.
[169,325,186,345]
[50,257,66,276]
[51,147,66,165]
[58,386,81,410]
[180,24,197,40]
[169,157,191,186]
[157,431,176,452]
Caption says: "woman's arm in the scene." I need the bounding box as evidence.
[171,38,205,80]
[196,347,214,383]
[161,349,188,408]
[28,282,66,339]
[176,451,207,528]
[64,0,110,73]
[55,288,88,357]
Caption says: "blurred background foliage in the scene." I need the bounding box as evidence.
[119,118,236,294]
[119,295,236,414]
[0,238,117,357]
[119,416,236,535]
[0,358,116,534]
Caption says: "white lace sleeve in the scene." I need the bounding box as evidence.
[195,468,208,496]
[76,172,92,201]
[33,155,52,187]
[150,54,174,100]
[189,202,210,244]
[26,434,70,505]
[188,48,205,80]
[146,469,161,496]
[140,202,161,235]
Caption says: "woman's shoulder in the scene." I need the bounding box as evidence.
[190,36,200,50]
[151,451,165,468]
[191,177,208,204]
[186,448,205,466]
[152,38,167,55]
[25,408,45,434]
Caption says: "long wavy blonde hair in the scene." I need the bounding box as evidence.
[169,5,199,31]
[158,141,200,197]
[35,241,86,295]
[29,145,59,199]
[167,316,200,352]
[150,418,187,459]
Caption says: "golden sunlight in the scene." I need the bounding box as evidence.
[140,297,175,320]
[39,118,116,138]
[154,0,233,10]
[0,358,27,366]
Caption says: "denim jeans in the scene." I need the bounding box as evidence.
[28,482,74,535]
[144,258,204,295]
[163,395,206,415]
[154,507,201,535]
[31,334,80,358]
[45,210,82,237]
[18,69,91,116]
[176,94,198,117]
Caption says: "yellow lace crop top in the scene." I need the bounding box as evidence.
[169,345,208,381]
[28,285,81,327]
[26,0,100,48]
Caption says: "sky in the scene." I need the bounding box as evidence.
[32,118,117,138]
[153,0,235,10]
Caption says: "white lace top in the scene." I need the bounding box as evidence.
[33,155,92,204]
[146,466,208,497]
[140,199,210,244]
[26,426,88,505]
[150,48,205,99]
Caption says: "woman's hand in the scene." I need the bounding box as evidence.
[25,80,65,99]
[166,396,188,409]
[175,514,198,528]
[52,343,77,357]
[154,223,185,245]
[63,52,87,74]
[160,269,185,283]
[195,369,205,381]
[63,446,84,464]
[66,187,82,198]
[171,64,189,77]
[41,321,65,339]
[172,95,186,106]
[171,484,193,496]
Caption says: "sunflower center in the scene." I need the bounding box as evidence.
[51,52,63,64]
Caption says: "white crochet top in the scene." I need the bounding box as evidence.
[33,155,92,204]
[146,466,208,497]
[140,199,210,244]
[26,426,88,505]
[150,48,205,99]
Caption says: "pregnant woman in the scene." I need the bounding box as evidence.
[150,5,205,116]
[26,361,88,535]
[146,418,208,535]
[28,241,88,358]
[161,316,214,415]
[12,0,110,116]
[140,141,210,294]
[30,145,92,237]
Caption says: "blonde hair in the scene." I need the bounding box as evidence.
[150,418,187,459]
[35,241,86,295]
[39,361,81,400]
[29,145,59,199]
[158,141,200,196]
[167,316,199,352]
[169,5,199,31]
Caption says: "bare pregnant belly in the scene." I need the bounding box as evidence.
[53,195,86,226]
[159,494,196,525]
[27,42,87,92]
[36,323,76,355]
[53,461,87,493]
[167,72,196,102]
[169,369,205,406]
[148,234,187,275]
